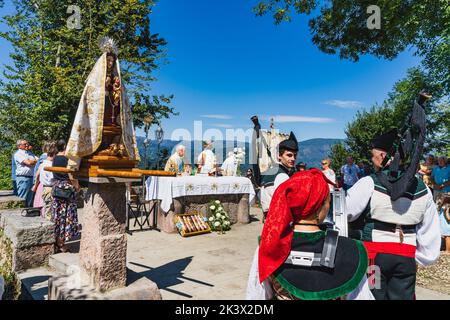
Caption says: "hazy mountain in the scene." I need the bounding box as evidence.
[136,136,344,170]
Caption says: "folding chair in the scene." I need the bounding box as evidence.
[125,178,160,234]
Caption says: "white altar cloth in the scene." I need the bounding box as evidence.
[145,175,256,213]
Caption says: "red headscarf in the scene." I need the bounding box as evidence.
[258,168,334,282]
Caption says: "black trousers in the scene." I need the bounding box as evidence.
[371,253,416,300]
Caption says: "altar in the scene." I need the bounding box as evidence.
[144,176,256,233]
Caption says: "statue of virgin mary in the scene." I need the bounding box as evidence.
[65,37,140,170]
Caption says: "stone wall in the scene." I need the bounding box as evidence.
[0,210,55,273]
[0,191,25,210]
[0,227,21,300]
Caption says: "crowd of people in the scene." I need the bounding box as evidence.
[9,132,449,300]
[11,139,80,253]
[246,127,449,300]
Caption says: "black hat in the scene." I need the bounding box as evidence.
[371,129,398,152]
[279,132,299,152]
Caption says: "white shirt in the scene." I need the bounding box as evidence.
[198,149,216,174]
[260,172,290,213]
[322,168,336,192]
[14,149,37,177]
[38,159,54,187]
[345,176,441,266]
[221,155,237,176]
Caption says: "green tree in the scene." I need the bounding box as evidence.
[328,142,351,179]
[330,68,450,167]
[0,0,177,152]
[254,0,450,92]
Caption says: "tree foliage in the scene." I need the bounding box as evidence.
[254,0,450,92]
[0,0,177,153]
[256,1,449,163]
[330,68,450,166]
[328,142,352,178]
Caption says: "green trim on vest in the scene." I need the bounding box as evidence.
[274,240,369,300]
[371,173,428,200]
[292,230,326,243]
[260,164,293,187]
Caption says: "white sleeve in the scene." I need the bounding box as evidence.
[345,176,374,222]
[246,247,274,300]
[415,188,441,266]
[346,275,375,300]
[14,151,27,164]
[330,170,336,184]
[274,173,289,189]
[197,152,203,163]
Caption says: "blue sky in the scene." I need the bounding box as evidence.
[0,0,421,142]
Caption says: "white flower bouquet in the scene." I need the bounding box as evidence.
[207,199,231,234]
[233,147,246,176]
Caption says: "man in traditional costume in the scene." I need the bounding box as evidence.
[164,144,186,173]
[345,92,441,300]
[65,37,140,171]
[259,132,298,217]
[246,169,374,300]
[197,140,216,174]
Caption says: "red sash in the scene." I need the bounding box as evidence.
[363,241,416,265]
[363,241,416,291]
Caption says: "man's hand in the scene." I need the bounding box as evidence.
[435,184,443,191]
[31,184,38,193]
[23,159,37,166]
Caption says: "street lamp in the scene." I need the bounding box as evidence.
[143,115,154,169]
[155,123,164,169]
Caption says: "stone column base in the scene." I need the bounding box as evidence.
[48,274,162,300]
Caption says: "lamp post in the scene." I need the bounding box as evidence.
[143,116,153,170]
[155,123,164,169]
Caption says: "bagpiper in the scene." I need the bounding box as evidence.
[345,92,441,300]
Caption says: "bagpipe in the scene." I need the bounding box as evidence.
[377,91,432,201]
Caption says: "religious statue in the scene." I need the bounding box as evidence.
[65,37,140,171]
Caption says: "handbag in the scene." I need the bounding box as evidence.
[52,184,74,199]
[21,207,42,217]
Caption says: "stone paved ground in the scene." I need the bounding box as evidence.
[125,206,450,300]
[417,254,450,296]
[125,207,264,300]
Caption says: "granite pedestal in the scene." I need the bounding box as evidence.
[48,181,161,300]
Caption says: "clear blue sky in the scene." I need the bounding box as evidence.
[0,0,421,142]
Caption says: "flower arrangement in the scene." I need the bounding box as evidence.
[233,147,246,176]
[208,200,231,234]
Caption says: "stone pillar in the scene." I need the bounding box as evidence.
[237,194,250,224]
[80,183,127,292]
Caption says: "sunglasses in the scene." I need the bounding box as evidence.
[321,162,327,165]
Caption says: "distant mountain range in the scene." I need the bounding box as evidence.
[136,136,344,170]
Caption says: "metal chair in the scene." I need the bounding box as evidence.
[125,179,160,234]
